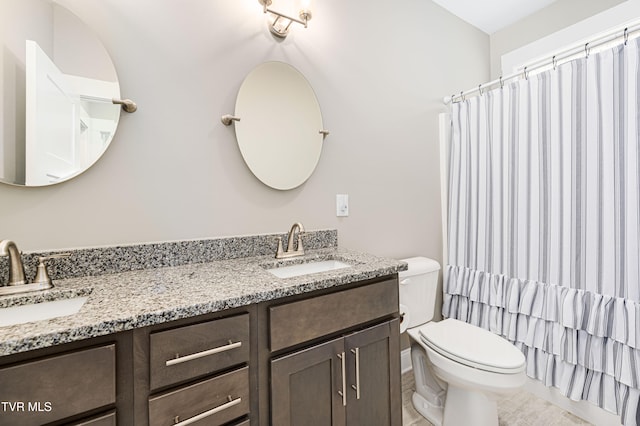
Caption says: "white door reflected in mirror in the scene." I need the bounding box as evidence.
[0,0,121,187]
[234,62,325,190]
[25,40,118,186]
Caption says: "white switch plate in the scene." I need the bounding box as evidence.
[336,194,349,217]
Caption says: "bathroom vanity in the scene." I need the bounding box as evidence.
[0,232,404,425]
[264,276,400,426]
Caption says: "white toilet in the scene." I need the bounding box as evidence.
[399,257,526,426]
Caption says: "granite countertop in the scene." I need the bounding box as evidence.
[0,247,405,356]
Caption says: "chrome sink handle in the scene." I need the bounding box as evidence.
[275,237,285,258]
[33,253,71,286]
[0,240,26,286]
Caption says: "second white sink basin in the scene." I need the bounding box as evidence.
[267,260,352,278]
[0,296,88,327]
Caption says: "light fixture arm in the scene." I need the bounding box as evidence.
[264,6,308,27]
[258,0,311,38]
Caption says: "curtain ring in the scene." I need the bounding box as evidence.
[460,91,465,101]
[499,76,504,89]
[624,27,629,46]
[552,55,557,70]
[585,42,590,58]
[478,84,483,96]
[523,67,529,80]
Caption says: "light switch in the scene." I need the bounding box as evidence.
[336,194,349,217]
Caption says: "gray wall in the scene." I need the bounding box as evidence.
[489,0,625,77]
[0,0,489,267]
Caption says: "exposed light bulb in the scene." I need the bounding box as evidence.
[270,15,293,38]
[299,0,314,10]
[298,0,313,22]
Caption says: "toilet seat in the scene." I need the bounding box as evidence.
[418,318,525,374]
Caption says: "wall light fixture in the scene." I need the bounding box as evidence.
[258,0,313,39]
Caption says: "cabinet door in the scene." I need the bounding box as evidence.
[0,345,116,426]
[271,337,346,426]
[345,320,401,426]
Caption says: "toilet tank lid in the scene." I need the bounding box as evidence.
[399,257,440,277]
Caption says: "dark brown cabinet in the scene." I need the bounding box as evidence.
[0,337,129,426]
[148,313,250,392]
[149,366,250,425]
[71,411,117,426]
[268,278,398,352]
[135,309,255,425]
[344,321,400,426]
[271,320,400,426]
[0,274,400,426]
[271,336,345,425]
[263,276,401,426]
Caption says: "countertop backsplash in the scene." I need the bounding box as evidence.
[0,230,338,285]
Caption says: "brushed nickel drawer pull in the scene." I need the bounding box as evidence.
[350,347,361,399]
[173,396,242,426]
[337,352,347,406]
[165,341,242,366]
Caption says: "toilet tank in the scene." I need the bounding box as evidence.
[399,257,441,328]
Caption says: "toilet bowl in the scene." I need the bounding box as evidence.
[400,258,526,426]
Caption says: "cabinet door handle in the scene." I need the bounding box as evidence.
[173,395,241,426]
[337,352,347,406]
[166,341,242,366]
[350,347,361,399]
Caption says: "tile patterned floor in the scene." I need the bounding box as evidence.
[402,372,592,426]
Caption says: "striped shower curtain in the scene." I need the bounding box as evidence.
[444,38,640,425]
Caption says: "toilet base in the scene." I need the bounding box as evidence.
[412,391,444,426]
[407,323,525,426]
[443,384,498,426]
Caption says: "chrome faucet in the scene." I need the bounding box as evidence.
[0,240,27,286]
[0,240,69,296]
[275,222,305,259]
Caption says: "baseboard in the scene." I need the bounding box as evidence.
[523,377,621,425]
[401,347,412,374]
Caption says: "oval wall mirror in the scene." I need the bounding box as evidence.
[234,62,325,190]
[0,0,121,186]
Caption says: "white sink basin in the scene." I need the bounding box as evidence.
[267,260,352,278]
[0,296,88,327]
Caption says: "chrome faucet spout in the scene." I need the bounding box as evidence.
[0,240,27,286]
[275,222,306,259]
[286,222,305,253]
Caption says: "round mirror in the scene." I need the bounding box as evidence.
[0,0,121,186]
[234,62,324,190]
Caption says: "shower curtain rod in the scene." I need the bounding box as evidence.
[444,22,640,104]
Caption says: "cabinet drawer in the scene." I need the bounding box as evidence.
[149,366,250,426]
[72,411,116,426]
[270,277,398,351]
[150,313,250,391]
[0,344,116,425]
